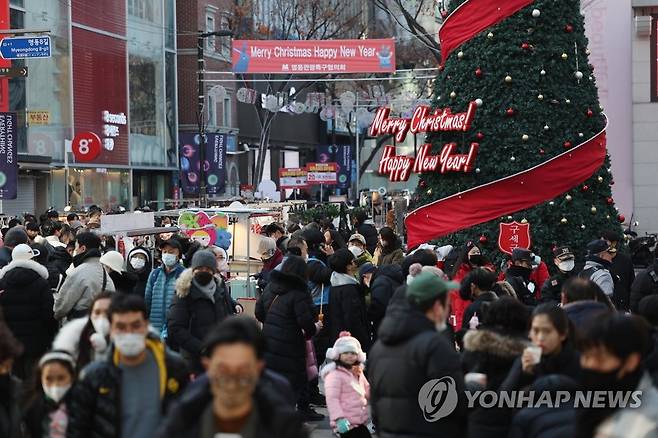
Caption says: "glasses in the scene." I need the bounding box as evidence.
[211,374,257,388]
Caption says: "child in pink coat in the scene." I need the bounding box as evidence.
[320,331,371,438]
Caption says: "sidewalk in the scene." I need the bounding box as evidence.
[307,406,334,438]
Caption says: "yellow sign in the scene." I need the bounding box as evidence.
[27,111,50,126]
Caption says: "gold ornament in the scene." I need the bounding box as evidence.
[521,218,528,224]
[561,53,568,60]
[427,188,432,195]
[561,218,568,224]
[522,134,529,141]
[591,206,597,214]
[597,176,604,183]
[487,32,494,38]
[505,75,513,83]
[540,69,546,76]
[450,91,457,99]
[549,201,555,206]
[565,194,572,201]
[581,224,586,230]
[457,51,464,59]
[538,94,544,100]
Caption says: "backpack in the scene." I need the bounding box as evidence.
[307,257,331,306]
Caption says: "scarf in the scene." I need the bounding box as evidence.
[193,277,217,303]
[72,248,102,268]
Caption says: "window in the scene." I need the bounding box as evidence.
[206,15,215,51]
[652,15,658,102]
[223,97,231,126]
[208,94,217,127]
[219,15,231,57]
[129,0,156,22]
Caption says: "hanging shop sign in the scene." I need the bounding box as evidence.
[498,221,532,255]
[0,112,17,199]
[232,39,395,74]
[306,162,338,185]
[279,168,308,189]
[27,110,50,126]
[72,131,102,162]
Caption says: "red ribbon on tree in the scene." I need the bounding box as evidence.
[405,127,608,249]
[439,0,534,65]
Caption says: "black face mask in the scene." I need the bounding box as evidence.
[469,255,486,266]
[194,272,214,286]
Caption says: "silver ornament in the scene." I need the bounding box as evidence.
[532,9,541,17]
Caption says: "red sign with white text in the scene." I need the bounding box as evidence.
[279,168,309,189]
[306,162,338,185]
[72,131,102,162]
[232,39,395,74]
[498,221,532,255]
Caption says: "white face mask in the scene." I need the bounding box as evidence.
[217,260,229,273]
[436,321,447,332]
[130,257,146,270]
[91,316,110,337]
[161,253,178,268]
[112,333,146,357]
[558,259,575,272]
[348,245,364,258]
[43,384,71,403]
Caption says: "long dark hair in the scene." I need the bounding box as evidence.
[77,291,113,370]
[532,304,574,347]
[449,241,480,279]
[25,354,76,408]
[326,229,346,251]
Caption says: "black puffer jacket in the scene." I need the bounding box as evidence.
[610,251,634,311]
[255,270,316,391]
[154,373,308,438]
[108,270,138,295]
[49,246,73,278]
[67,337,188,438]
[167,269,238,373]
[0,376,22,438]
[508,375,579,438]
[368,299,467,438]
[563,300,610,327]
[357,222,379,255]
[646,329,658,386]
[125,247,152,297]
[0,246,12,269]
[630,260,658,313]
[22,391,75,438]
[0,260,57,356]
[505,265,536,306]
[368,264,403,341]
[329,272,370,351]
[500,343,581,392]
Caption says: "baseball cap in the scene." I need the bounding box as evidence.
[587,239,611,255]
[348,233,367,246]
[511,248,533,263]
[406,271,458,305]
[553,246,574,260]
[258,237,277,260]
[358,262,377,279]
[159,238,182,252]
[12,243,40,261]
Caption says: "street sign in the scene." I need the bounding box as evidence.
[0,66,27,77]
[0,36,51,59]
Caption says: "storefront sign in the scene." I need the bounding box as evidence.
[0,112,17,199]
[232,39,395,74]
[369,102,477,143]
[101,110,126,152]
[179,133,227,196]
[498,221,532,255]
[306,162,338,185]
[379,143,479,182]
[279,168,308,189]
[72,131,102,162]
[27,110,50,125]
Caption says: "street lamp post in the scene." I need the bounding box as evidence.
[197,30,232,208]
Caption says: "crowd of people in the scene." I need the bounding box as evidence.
[0,207,658,437]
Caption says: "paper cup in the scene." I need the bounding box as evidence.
[464,372,487,387]
[525,345,542,365]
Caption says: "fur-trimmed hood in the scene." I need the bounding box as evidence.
[320,361,365,379]
[463,328,529,359]
[0,259,49,280]
[175,268,224,299]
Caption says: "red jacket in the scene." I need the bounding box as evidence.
[449,264,472,330]
[530,261,550,300]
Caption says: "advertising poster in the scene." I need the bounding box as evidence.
[306,162,338,185]
[0,112,16,199]
[279,167,308,189]
[179,133,227,195]
[317,144,351,189]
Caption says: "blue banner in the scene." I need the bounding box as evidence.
[0,113,17,199]
[317,144,351,189]
[179,132,227,196]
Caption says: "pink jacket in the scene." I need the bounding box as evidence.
[322,363,370,429]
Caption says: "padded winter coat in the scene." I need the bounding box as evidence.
[368,264,403,341]
[144,263,185,337]
[321,363,370,429]
[329,272,370,351]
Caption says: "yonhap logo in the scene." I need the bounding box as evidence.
[418,376,458,422]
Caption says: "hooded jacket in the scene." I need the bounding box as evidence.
[630,260,658,313]
[144,262,185,338]
[254,269,317,392]
[52,316,110,371]
[53,249,116,320]
[377,240,404,267]
[368,264,403,341]
[321,363,370,429]
[167,268,238,372]
[505,265,536,306]
[563,300,610,327]
[0,259,57,356]
[67,336,188,438]
[126,247,153,297]
[329,272,370,351]
[368,299,467,438]
[581,256,615,296]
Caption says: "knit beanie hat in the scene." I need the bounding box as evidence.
[326,331,366,364]
[191,249,217,272]
[4,227,28,248]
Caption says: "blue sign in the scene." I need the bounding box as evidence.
[317,144,352,189]
[0,36,51,60]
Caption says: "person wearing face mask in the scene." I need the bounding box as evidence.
[0,244,58,379]
[126,247,152,297]
[0,320,24,438]
[579,239,616,298]
[541,246,578,304]
[53,292,113,371]
[601,230,634,312]
[167,249,242,374]
[100,250,138,295]
[576,313,658,437]
[22,350,77,438]
[209,246,230,281]
[53,232,116,321]
[67,294,188,438]
[505,248,537,306]
[144,239,185,340]
[155,316,307,438]
[374,227,404,267]
[348,234,373,268]
[368,272,466,437]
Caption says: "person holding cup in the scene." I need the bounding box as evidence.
[501,304,581,391]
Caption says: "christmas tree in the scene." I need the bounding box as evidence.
[406,0,622,263]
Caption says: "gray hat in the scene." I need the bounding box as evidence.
[191,249,217,272]
[4,227,28,248]
[257,237,277,260]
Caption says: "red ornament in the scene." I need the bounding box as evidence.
[539,148,545,155]
[610,180,615,186]
[606,197,614,205]
[475,68,483,78]
[586,108,593,117]
[506,108,515,117]
[581,185,589,192]
[476,132,484,140]
[479,235,488,244]
[565,24,574,33]
[419,180,427,188]
[563,141,572,149]
[521,42,530,50]
[439,65,445,72]
[618,214,625,223]
[441,10,449,18]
